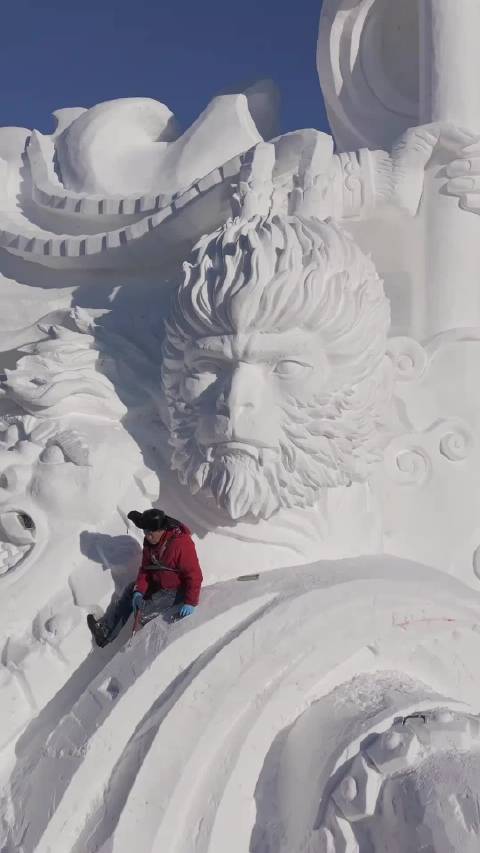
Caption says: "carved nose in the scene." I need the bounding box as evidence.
[224,363,262,415]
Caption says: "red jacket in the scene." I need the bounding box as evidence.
[134,524,203,606]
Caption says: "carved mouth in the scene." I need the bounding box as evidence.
[0,510,36,576]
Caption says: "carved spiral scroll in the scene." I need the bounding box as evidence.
[385,418,474,488]
[439,425,473,462]
[390,446,431,486]
[387,336,428,382]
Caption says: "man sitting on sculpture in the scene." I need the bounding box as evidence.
[87,508,203,647]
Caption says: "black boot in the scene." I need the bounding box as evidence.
[87,614,110,647]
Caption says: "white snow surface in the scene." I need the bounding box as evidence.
[2,4,480,850]
[2,557,480,852]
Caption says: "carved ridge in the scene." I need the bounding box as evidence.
[3,151,245,262]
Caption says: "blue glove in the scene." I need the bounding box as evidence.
[178,603,195,618]
[132,591,145,613]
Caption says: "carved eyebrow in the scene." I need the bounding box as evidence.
[47,429,90,466]
[247,347,312,362]
[189,344,230,359]
[190,347,309,363]
[189,336,316,362]
[29,421,91,465]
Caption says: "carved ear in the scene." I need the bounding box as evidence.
[127,510,144,529]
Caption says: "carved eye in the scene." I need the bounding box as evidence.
[183,364,221,400]
[40,445,66,464]
[273,360,312,379]
[19,512,35,530]
[192,359,223,376]
[186,360,224,392]
[39,430,90,466]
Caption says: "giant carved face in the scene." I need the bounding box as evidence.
[0,416,143,585]
[162,214,392,520]
[0,314,153,643]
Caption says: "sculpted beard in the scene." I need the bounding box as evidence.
[169,394,371,520]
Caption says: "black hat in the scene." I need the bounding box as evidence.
[127,508,166,532]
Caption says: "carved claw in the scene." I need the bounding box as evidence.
[445,141,480,214]
[390,123,480,216]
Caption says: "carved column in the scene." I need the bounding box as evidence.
[420,0,480,335]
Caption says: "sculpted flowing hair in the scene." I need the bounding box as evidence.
[162,214,392,518]
[165,214,389,387]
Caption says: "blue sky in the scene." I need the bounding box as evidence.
[0,0,329,136]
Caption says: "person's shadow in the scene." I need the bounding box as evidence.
[79,530,143,638]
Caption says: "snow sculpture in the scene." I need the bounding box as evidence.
[258,677,480,853]
[318,708,480,852]
[2,3,480,851]
[0,410,149,743]
[162,214,391,519]
[10,561,480,853]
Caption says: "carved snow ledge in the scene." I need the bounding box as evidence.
[26,130,244,220]
[1,152,245,266]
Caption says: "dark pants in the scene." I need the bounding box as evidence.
[101,582,178,642]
